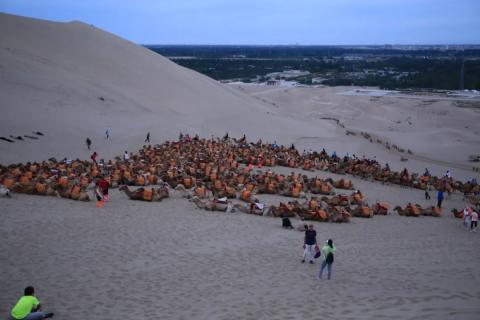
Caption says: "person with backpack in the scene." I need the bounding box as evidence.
[319,239,336,280]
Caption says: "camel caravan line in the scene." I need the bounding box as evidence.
[1,135,478,220]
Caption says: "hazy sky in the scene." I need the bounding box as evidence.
[2,0,479,45]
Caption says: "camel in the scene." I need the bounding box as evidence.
[328,206,351,223]
[372,202,390,215]
[393,204,421,217]
[190,196,231,212]
[330,178,354,190]
[350,191,365,205]
[175,184,196,199]
[119,185,169,201]
[0,184,11,197]
[349,205,374,218]
[58,184,90,201]
[233,203,266,215]
[265,202,297,218]
[419,206,441,217]
[451,208,464,219]
[320,194,350,207]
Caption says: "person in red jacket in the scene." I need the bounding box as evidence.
[98,176,110,202]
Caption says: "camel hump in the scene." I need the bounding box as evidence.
[379,202,390,210]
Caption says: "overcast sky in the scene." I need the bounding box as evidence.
[2,0,479,45]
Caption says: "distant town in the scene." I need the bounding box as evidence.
[146,45,480,90]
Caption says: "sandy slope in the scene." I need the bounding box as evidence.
[1,13,480,320]
[0,13,321,164]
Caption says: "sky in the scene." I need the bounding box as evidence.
[1,0,480,45]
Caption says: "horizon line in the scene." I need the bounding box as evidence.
[142,43,480,47]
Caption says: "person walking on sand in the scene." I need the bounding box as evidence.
[470,210,478,232]
[105,129,110,140]
[90,152,97,164]
[123,150,130,164]
[145,132,150,143]
[10,286,54,320]
[436,190,444,208]
[98,175,110,202]
[463,207,471,230]
[86,137,92,150]
[319,239,336,280]
[302,224,317,264]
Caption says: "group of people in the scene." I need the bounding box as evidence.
[463,206,479,232]
[301,224,336,280]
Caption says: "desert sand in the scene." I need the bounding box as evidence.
[1,13,479,320]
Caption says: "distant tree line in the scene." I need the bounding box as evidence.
[145,46,480,90]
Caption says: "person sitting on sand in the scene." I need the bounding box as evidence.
[282,214,294,229]
[10,286,54,320]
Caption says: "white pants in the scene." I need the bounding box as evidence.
[303,244,315,262]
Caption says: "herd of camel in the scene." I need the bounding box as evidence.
[1,135,478,223]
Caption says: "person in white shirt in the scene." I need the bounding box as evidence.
[470,210,478,232]
[463,207,471,230]
[123,150,130,164]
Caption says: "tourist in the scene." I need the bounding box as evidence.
[105,128,110,139]
[145,132,150,143]
[445,170,452,179]
[90,151,97,164]
[463,206,471,230]
[282,214,293,229]
[425,189,431,200]
[123,150,130,164]
[98,175,110,202]
[86,137,91,150]
[10,286,54,320]
[302,224,317,264]
[470,209,478,232]
[436,190,444,208]
[319,239,336,280]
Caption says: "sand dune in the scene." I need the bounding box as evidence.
[0,13,321,164]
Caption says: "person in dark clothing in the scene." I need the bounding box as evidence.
[90,152,97,164]
[437,190,444,208]
[302,224,317,264]
[86,138,92,150]
[282,215,294,229]
[145,132,150,143]
[425,189,431,200]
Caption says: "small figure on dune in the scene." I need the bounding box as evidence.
[90,152,97,164]
[105,129,110,140]
[86,137,92,150]
[145,132,150,143]
[123,150,130,164]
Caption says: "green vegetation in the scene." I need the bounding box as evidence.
[146,45,480,90]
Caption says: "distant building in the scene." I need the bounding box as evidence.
[266,79,280,86]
